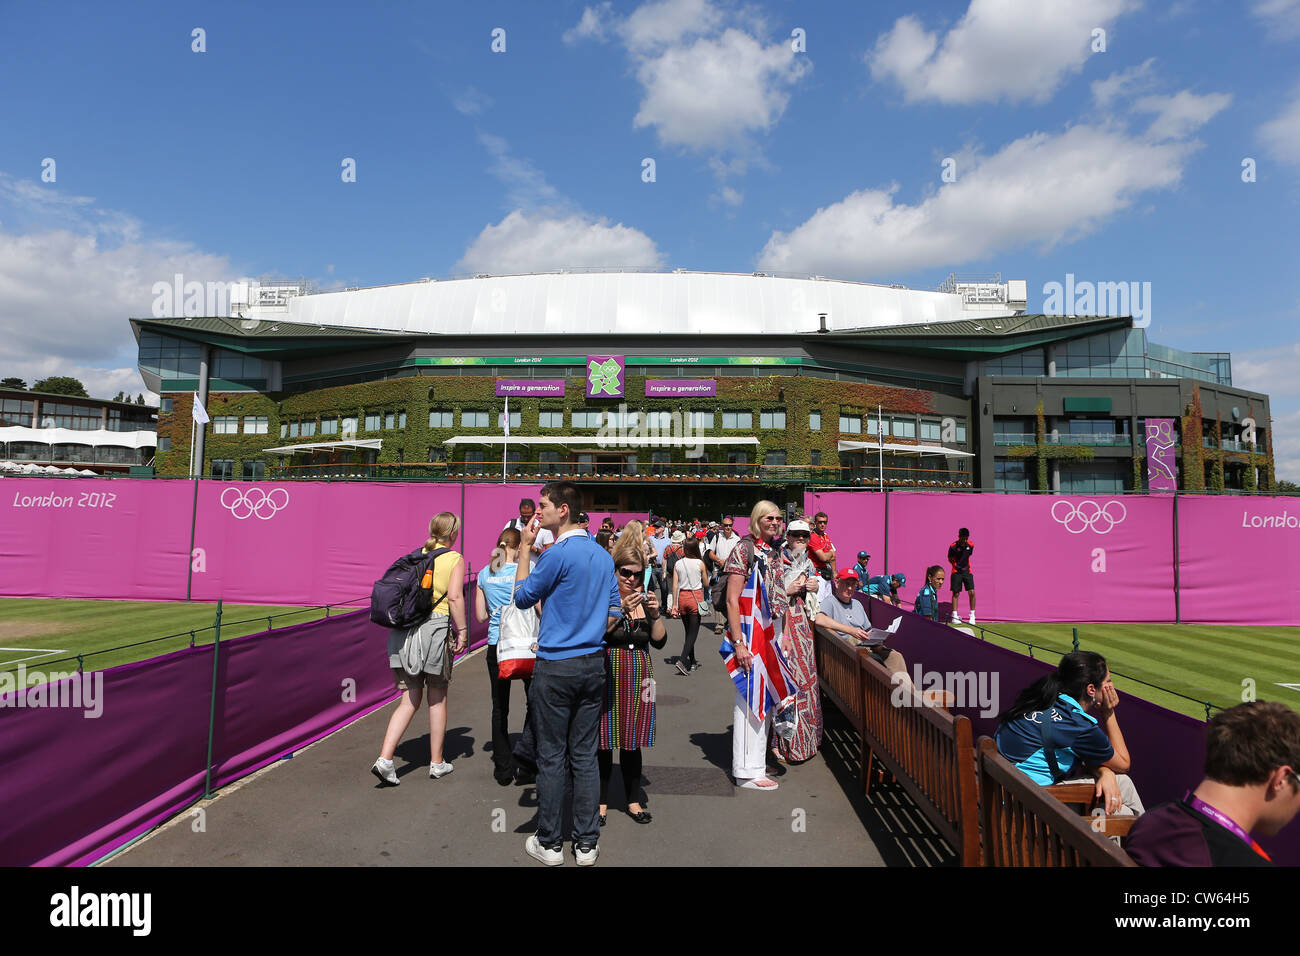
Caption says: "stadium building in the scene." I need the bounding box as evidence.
[0,387,157,476]
[130,270,1274,512]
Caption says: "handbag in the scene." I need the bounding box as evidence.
[496,586,539,679]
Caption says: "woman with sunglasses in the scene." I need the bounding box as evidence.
[598,529,668,824]
[771,518,824,764]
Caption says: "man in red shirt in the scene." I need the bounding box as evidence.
[809,512,836,576]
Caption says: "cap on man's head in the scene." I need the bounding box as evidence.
[891,572,907,587]
[695,530,707,539]
[670,530,686,544]
[653,520,665,528]
[857,550,869,560]
[577,512,589,523]
[786,519,811,534]
[835,568,859,583]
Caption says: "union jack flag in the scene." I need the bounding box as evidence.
[720,553,796,722]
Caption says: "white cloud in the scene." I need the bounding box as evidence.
[1091,58,1158,107]
[453,210,664,275]
[757,122,1205,278]
[869,0,1139,105]
[1252,0,1300,38]
[452,87,493,116]
[713,186,744,207]
[1230,343,1300,482]
[1133,90,1232,141]
[477,133,565,210]
[1269,409,1300,482]
[1258,86,1300,166]
[0,173,237,401]
[565,0,807,158]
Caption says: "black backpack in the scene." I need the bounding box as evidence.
[370,547,451,629]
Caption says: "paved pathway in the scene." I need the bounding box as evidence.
[110,621,949,867]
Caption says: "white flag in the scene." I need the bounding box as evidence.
[192,392,210,425]
[502,397,510,437]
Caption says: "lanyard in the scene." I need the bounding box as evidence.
[1185,793,1272,861]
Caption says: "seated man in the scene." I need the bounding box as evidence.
[1126,701,1300,866]
[815,568,910,684]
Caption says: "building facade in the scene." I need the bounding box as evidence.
[0,388,157,474]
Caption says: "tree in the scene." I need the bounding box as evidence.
[1277,480,1300,494]
[1,377,26,390]
[112,391,125,403]
[135,394,145,405]
[31,376,89,398]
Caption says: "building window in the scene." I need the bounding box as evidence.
[211,459,235,480]
[538,410,564,428]
[572,410,603,429]
[365,411,383,431]
[760,409,786,430]
[810,450,821,467]
[689,410,714,430]
[427,409,452,428]
[892,418,916,439]
[645,411,674,430]
[212,415,239,435]
[764,450,787,466]
[866,417,887,436]
[320,418,338,435]
[839,414,862,434]
[241,460,266,480]
[463,450,486,472]
[243,415,268,435]
[300,420,317,437]
[809,410,821,431]
[499,410,522,429]
[158,436,171,451]
[920,419,942,441]
[340,416,358,438]
[385,412,395,430]
[461,410,489,428]
[160,397,174,414]
[280,423,287,438]
[994,460,1028,491]
[723,411,753,429]
[540,450,564,470]
[956,423,967,443]
[288,421,300,438]
[398,411,407,429]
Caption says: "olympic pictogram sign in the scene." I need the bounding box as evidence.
[219,487,289,520]
[1050,499,1126,534]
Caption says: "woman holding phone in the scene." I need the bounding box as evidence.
[598,528,667,825]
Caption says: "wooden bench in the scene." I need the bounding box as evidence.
[977,738,1136,866]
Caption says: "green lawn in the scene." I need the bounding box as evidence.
[970,621,1300,720]
[0,598,349,679]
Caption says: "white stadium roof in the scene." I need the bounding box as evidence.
[239,270,1025,337]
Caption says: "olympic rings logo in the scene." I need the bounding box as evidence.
[1050,499,1126,534]
[219,487,290,520]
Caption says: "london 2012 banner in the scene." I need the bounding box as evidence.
[1144,418,1178,491]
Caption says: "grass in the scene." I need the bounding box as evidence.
[0,598,356,678]
[968,621,1300,721]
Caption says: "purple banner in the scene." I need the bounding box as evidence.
[1145,418,1178,491]
[495,379,565,397]
[586,354,624,398]
[646,379,717,397]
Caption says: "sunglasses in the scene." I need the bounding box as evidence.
[617,567,643,579]
[786,532,810,539]
[722,523,733,528]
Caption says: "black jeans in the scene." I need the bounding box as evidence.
[530,652,606,848]
[486,645,531,776]
[679,611,701,668]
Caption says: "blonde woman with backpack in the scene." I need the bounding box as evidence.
[371,512,467,786]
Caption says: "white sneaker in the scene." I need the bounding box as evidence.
[371,758,398,786]
[525,834,564,866]
[967,613,976,626]
[429,761,454,779]
[574,843,600,866]
[950,614,962,626]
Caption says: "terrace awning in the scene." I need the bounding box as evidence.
[837,440,973,457]
[0,426,157,450]
[443,436,761,447]
[262,438,383,455]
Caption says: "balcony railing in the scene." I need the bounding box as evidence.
[995,433,1132,447]
[1207,438,1258,452]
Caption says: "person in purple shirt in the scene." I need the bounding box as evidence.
[1126,701,1300,866]
[514,481,621,868]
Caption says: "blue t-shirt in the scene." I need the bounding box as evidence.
[477,562,518,645]
[866,575,894,598]
[994,694,1115,785]
[513,530,621,661]
[853,562,871,588]
[915,583,939,620]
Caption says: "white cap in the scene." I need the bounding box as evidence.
[786,519,811,534]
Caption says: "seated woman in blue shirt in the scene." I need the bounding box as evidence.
[995,651,1144,817]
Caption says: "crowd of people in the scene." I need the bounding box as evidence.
[369,493,1300,868]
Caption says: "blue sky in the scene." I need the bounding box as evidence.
[1,0,1298,475]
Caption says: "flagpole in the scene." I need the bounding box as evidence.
[189,416,196,479]
[502,396,508,484]
[877,404,884,494]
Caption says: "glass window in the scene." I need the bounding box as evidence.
[994,460,1028,491]
[499,410,522,429]
[320,418,338,435]
[289,421,300,437]
[760,409,786,430]
[892,418,916,439]
[158,436,171,451]
[280,423,287,438]
[538,410,564,428]
[385,412,395,430]
[211,459,235,480]
[723,411,753,429]
[540,450,564,467]
[159,397,174,414]
[398,412,407,429]
[365,411,382,431]
[463,450,486,470]
[571,410,603,428]
[956,423,967,443]
[461,410,489,428]
[809,410,821,431]
[429,410,453,428]
[689,410,714,430]
[243,415,268,434]
[920,419,941,441]
[341,416,358,438]
[839,414,861,434]
[241,460,266,480]
[300,420,316,437]
[212,415,238,434]
[764,450,787,466]
[810,450,821,467]
[645,411,673,430]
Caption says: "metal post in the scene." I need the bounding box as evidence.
[1173,491,1181,624]
[203,598,223,800]
[185,472,199,601]
[1072,627,1079,652]
[877,404,884,493]
[883,488,890,574]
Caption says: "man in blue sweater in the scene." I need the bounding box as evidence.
[514,481,621,867]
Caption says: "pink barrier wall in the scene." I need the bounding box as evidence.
[1177,495,1300,625]
[803,494,886,573]
[1,479,192,600]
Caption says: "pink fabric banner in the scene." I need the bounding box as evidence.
[1178,495,1300,625]
[809,491,1176,623]
[802,492,887,577]
[0,478,193,600]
